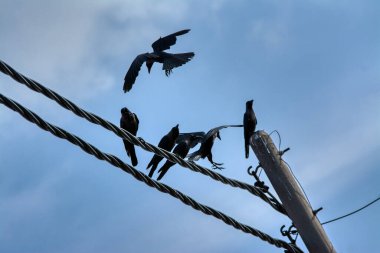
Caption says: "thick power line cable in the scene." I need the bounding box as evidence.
[0,59,286,216]
[0,93,302,253]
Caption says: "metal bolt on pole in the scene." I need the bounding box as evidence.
[251,131,336,253]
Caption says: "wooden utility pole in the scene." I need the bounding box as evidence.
[250,131,336,253]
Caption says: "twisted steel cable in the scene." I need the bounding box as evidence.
[0,59,286,215]
[0,93,302,253]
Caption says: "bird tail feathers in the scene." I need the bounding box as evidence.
[148,163,158,178]
[157,164,169,181]
[130,148,138,166]
[173,52,195,63]
[147,160,153,170]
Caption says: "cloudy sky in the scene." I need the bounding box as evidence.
[1,0,379,252]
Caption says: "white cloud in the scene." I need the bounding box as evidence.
[0,0,191,127]
[288,92,380,203]
[0,0,190,99]
[250,20,287,49]
[0,167,65,230]
[248,4,292,51]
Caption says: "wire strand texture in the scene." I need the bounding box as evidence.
[0,93,302,253]
[0,59,286,216]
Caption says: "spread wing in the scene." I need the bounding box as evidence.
[123,53,150,93]
[177,131,205,148]
[162,52,194,76]
[151,29,190,52]
[205,124,243,140]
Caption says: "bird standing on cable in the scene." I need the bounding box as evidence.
[120,107,139,166]
[123,29,195,92]
[244,100,257,159]
[156,134,201,181]
[147,124,179,178]
[186,125,243,169]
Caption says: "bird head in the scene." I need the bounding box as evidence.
[146,60,153,73]
[121,107,133,117]
[121,107,129,115]
[246,99,254,109]
[171,124,180,137]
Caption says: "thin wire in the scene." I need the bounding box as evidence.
[283,160,312,208]
[0,59,286,216]
[322,196,380,225]
[294,232,299,243]
[0,93,302,253]
[269,130,311,207]
[269,130,282,151]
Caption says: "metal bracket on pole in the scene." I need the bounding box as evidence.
[247,165,269,192]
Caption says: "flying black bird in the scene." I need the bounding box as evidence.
[120,107,139,166]
[187,125,243,169]
[123,29,195,92]
[156,134,200,181]
[147,124,179,178]
[244,100,257,159]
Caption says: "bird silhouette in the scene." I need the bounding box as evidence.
[244,100,257,159]
[156,134,199,181]
[147,124,179,178]
[186,125,243,169]
[123,29,194,92]
[120,107,139,166]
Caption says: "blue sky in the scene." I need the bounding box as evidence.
[0,0,379,252]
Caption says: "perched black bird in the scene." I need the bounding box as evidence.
[187,125,243,169]
[123,29,195,92]
[147,124,179,178]
[156,134,199,181]
[120,107,139,166]
[244,100,257,159]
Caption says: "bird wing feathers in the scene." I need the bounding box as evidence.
[177,132,205,148]
[180,125,242,148]
[157,135,171,150]
[151,29,190,52]
[205,124,243,140]
[162,53,194,76]
[123,53,150,93]
[133,113,140,130]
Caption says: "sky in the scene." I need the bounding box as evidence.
[0,0,379,252]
